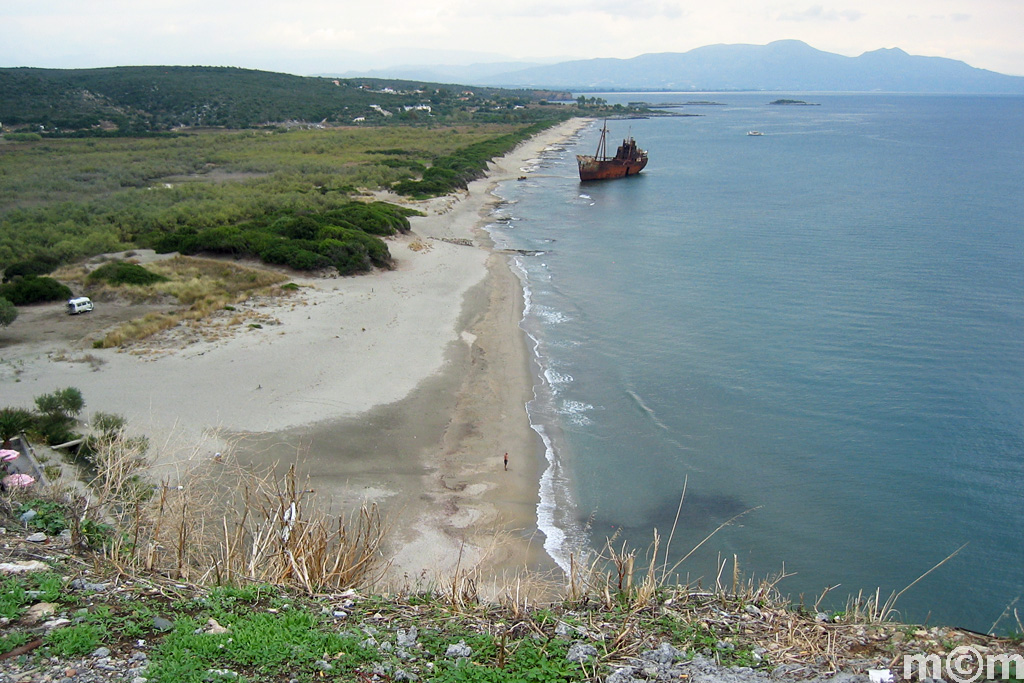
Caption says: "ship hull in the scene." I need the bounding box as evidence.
[576,154,648,181]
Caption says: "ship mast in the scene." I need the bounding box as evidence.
[595,120,609,160]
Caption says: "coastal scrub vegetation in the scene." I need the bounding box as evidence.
[0,122,547,276]
[151,202,414,274]
[393,122,550,197]
[0,65,646,285]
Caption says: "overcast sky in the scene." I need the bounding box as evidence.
[2,0,1022,77]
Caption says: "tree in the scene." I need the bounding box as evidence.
[33,387,85,446]
[34,386,85,421]
[0,297,16,328]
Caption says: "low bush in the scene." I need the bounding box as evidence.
[0,276,72,305]
[154,206,399,274]
[318,238,372,275]
[0,407,34,443]
[2,255,60,282]
[0,297,16,327]
[317,227,391,271]
[2,132,43,142]
[88,261,168,286]
[319,202,415,236]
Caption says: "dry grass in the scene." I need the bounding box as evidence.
[4,440,1022,681]
[49,351,106,371]
[840,542,969,625]
[563,480,764,614]
[79,433,389,594]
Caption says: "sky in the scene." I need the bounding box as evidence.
[2,0,1022,77]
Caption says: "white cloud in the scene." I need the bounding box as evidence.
[0,0,1021,75]
[777,5,864,22]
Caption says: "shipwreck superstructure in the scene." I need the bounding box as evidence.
[576,121,648,181]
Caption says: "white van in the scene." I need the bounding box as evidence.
[67,297,94,315]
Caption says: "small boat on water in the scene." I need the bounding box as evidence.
[747,131,764,136]
[577,121,648,181]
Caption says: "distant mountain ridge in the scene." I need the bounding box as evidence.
[368,40,1024,94]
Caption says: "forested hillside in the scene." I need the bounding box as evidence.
[0,66,570,132]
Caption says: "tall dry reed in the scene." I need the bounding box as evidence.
[87,436,388,593]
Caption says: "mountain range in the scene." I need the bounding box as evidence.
[338,40,1024,94]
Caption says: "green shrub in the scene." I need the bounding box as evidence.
[92,411,127,436]
[88,261,168,286]
[0,297,16,327]
[145,205,406,273]
[0,407,34,443]
[2,255,60,282]
[152,227,200,254]
[3,132,42,142]
[0,276,72,305]
[285,248,329,271]
[240,229,281,257]
[317,227,391,270]
[37,414,78,446]
[321,202,413,236]
[194,225,246,255]
[32,386,84,445]
[318,238,372,275]
[34,386,84,420]
[272,216,321,241]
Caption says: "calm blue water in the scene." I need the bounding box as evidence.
[484,94,1024,633]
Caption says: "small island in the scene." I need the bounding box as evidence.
[769,99,820,106]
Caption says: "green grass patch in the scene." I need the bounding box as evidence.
[0,572,66,620]
[43,623,107,657]
[0,631,34,656]
[145,611,375,683]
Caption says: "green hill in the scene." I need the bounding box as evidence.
[0,66,568,132]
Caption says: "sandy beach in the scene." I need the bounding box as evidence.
[0,118,589,592]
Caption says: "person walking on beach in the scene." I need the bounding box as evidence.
[503,452,509,471]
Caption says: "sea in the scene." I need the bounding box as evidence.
[482,93,1024,634]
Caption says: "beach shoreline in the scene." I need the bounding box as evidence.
[0,117,589,590]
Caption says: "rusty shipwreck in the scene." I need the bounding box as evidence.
[576,121,648,181]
